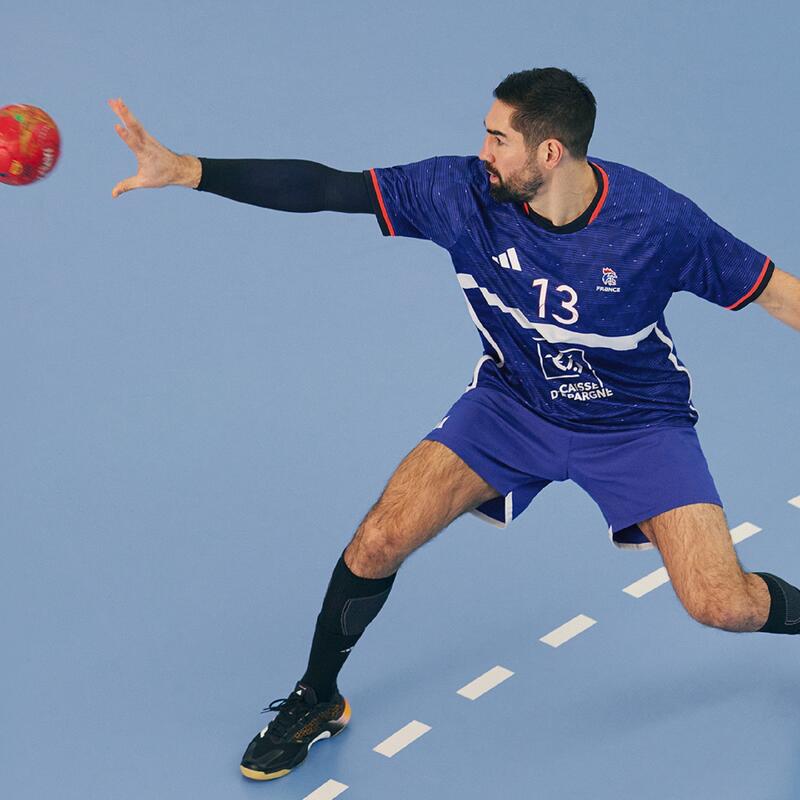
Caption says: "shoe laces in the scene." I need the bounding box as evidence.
[259,688,311,739]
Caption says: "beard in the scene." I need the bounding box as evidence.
[487,159,544,203]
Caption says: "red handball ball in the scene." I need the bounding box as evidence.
[0,104,61,186]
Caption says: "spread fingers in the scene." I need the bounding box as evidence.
[108,97,146,144]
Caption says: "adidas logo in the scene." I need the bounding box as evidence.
[491,247,522,271]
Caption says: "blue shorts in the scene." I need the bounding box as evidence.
[425,386,722,550]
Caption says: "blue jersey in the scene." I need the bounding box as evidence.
[364,156,773,431]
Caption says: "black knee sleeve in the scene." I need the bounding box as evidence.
[755,572,800,634]
[318,552,396,637]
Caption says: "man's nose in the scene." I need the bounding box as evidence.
[478,136,493,163]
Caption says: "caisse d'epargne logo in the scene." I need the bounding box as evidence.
[534,338,615,402]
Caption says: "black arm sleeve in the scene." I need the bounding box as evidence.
[195,158,373,214]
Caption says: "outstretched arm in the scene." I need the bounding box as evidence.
[195,157,371,213]
[108,98,372,212]
[755,267,800,331]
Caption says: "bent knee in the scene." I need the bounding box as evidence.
[685,601,740,630]
[347,515,418,577]
[681,587,750,631]
[355,519,409,560]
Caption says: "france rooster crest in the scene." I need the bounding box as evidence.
[596,267,621,293]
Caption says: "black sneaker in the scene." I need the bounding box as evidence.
[240,682,351,781]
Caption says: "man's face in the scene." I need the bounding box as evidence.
[479,99,544,203]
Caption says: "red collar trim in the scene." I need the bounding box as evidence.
[587,161,609,224]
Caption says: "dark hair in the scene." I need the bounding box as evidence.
[493,68,596,159]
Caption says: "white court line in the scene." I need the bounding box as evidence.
[789,495,800,509]
[624,523,763,598]
[623,567,670,598]
[302,779,348,800]
[540,614,596,648]
[730,521,762,544]
[457,666,514,700]
[373,721,431,758]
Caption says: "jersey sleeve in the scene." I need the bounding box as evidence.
[363,156,477,249]
[675,202,774,310]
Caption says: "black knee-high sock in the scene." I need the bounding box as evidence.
[755,573,800,634]
[300,553,396,700]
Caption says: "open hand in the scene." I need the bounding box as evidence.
[108,98,194,198]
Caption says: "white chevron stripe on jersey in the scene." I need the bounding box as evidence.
[459,288,506,367]
[456,273,656,351]
[654,324,697,414]
[467,355,495,391]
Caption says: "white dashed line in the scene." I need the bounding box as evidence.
[789,496,800,509]
[730,521,762,544]
[342,513,770,795]
[373,721,431,758]
[302,779,349,800]
[539,614,597,647]
[457,666,514,700]
[623,567,670,598]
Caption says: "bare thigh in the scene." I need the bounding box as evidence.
[345,439,501,578]
[639,503,769,631]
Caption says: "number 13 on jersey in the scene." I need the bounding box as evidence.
[532,278,580,325]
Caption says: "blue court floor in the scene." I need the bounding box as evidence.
[3,437,798,800]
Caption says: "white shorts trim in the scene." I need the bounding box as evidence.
[608,525,655,551]
[469,492,513,528]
